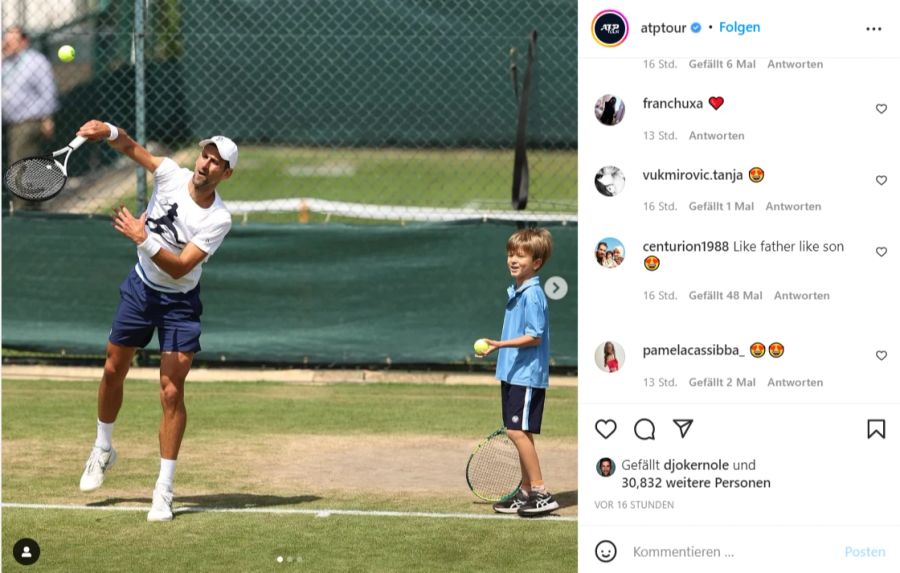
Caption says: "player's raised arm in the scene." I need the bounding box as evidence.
[76,119,164,173]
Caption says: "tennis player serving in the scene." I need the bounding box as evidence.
[75,119,235,522]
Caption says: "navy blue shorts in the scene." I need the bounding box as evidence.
[108,268,203,352]
[501,381,546,434]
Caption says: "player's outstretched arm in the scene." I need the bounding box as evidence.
[77,119,164,173]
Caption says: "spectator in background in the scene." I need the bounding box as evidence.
[2,25,59,183]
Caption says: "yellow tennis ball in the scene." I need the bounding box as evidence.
[474,339,490,354]
[58,45,75,63]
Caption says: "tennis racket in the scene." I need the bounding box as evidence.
[3,135,87,202]
[465,427,522,502]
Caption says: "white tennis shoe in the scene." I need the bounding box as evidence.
[79,446,117,492]
[147,486,174,522]
[517,490,560,516]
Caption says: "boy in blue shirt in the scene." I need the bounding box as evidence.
[478,228,558,516]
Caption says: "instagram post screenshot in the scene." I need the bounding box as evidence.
[2,0,897,571]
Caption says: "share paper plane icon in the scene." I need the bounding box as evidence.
[673,419,694,438]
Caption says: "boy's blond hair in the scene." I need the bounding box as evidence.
[507,228,553,266]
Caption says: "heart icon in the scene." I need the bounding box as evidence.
[876,246,887,257]
[708,96,724,110]
[876,350,887,361]
[595,419,617,439]
[876,175,887,185]
[876,103,887,114]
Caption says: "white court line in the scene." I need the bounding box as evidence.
[2,502,577,522]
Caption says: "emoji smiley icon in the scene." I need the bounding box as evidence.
[749,166,765,183]
[644,256,660,271]
[595,540,617,563]
[768,342,784,358]
[750,342,766,358]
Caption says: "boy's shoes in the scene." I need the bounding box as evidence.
[517,490,559,517]
[147,486,174,522]
[79,446,117,492]
[492,489,529,514]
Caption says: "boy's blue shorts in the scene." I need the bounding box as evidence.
[501,381,546,434]
[108,267,203,353]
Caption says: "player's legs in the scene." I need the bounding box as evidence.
[500,382,531,492]
[147,350,193,522]
[508,429,543,485]
[519,456,532,495]
[500,383,558,516]
[493,382,533,513]
[98,341,135,423]
[80,344,133,492]
[501,382,547,485]
[509,429,558,516]
[102,267,155,425]
[81,285,149,494]
[158,351,193,460]
[149,286,201,522]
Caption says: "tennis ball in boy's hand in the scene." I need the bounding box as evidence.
[58,45,75,62]
[474,339,491,354]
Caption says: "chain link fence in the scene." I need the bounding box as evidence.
[3,0,576,223]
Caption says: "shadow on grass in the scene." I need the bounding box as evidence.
[87,493,321,509]
[555,489,577,509]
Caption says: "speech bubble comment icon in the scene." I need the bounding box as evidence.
[634,418,656,440]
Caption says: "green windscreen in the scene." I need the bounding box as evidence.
[2,215,576,366]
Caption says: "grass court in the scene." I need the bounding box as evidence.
[2,377,577,571]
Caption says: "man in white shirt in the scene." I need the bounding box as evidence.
[2,26,58,161]
[2,25,59,210]
[74,119,235,522]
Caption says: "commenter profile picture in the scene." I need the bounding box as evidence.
[595,94,625,126]
[594,341,625,374]
[597,457,616,477]
[595,166,625,197]
[595,237,625,269]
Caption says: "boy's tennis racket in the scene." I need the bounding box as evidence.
[465,427,522,502]
[3,135,87,202]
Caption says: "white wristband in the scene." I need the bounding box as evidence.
[104,122,119,141]
[137,235,161,258]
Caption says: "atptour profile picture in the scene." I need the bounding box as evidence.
[592,10,629,47]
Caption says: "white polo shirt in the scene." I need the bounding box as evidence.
[135,158,232,293]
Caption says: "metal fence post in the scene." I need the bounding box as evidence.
[134,0,147,212]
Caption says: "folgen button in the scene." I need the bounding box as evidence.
[719,21,761,35]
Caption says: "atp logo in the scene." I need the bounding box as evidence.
[592,10,629,47]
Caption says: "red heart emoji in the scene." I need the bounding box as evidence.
[709,96,724,110]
